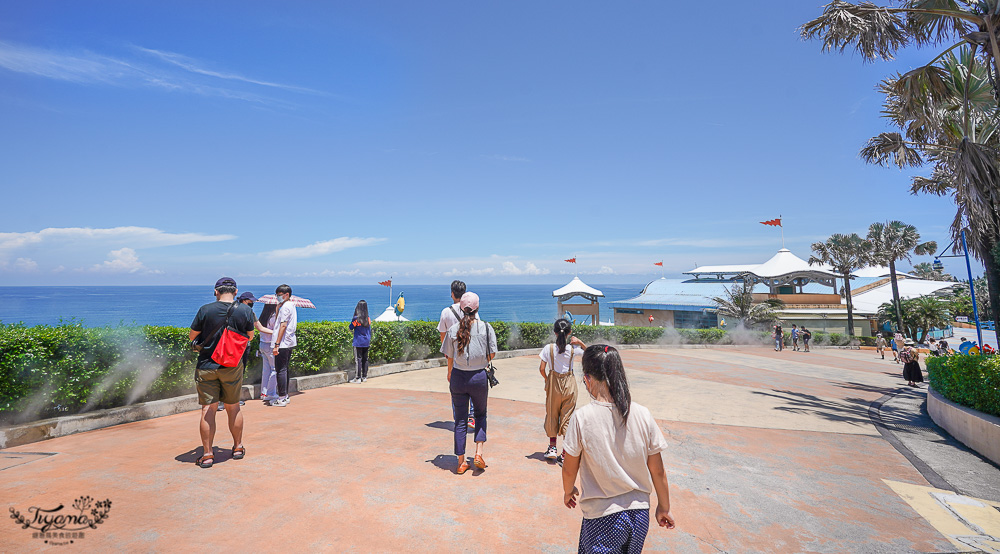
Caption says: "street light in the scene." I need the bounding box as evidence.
[933,229,983,353]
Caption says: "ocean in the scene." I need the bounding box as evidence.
[0,284,647,328]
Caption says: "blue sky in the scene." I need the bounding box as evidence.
[0,2,979,286]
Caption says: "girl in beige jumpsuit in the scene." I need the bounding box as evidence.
[539,318,587,465]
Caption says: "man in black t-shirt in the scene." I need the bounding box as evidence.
[189,277,256,468]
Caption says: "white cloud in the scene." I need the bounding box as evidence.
[0,40,320,106]
[596,265,615,274]
[260,237,386,260]
[500,261,549,276]
[90,248,161,274]
[0,226,235,254]
[12,257,37,271]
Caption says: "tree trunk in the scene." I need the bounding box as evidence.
[843,272,855,337]
[987,244,1000,343]
[889,259,904,333]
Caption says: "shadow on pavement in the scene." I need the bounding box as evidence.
[753,389,873,426]
[525,451,553,463]
[175,446,233,465]
[427,454,459,472]
[426,421,455,432]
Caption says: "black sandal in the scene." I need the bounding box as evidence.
[232,445,245,460]
[196,454,214,468]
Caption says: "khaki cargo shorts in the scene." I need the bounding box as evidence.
[195,365,244,405]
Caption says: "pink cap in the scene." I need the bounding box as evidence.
[460,292,480,312]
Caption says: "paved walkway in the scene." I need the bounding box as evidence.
[2,347,999,552]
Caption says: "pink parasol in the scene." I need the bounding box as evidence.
[256,294,316,309]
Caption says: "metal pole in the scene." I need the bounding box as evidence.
[961,229,984,353]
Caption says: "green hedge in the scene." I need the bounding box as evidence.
[0,320,868,424]
[927,355,1000,417]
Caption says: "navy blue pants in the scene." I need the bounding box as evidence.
[579,509,649,554]
[450,368,488,456]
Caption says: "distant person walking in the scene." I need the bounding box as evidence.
[893,331,905,363]
[928,337,940,357]
[270,284,297,408]
[801,327,811,352]
[441,292,496,474]
[189,277,255,468]
[349,300,372,383]
[438,280,478,429]
[875,334,887,360]
[561,345,674,553]
[774,325,783,352]
[791,324,799,351]
[539,319,586,465]
[257,303,278,403]
[901,346,923,387]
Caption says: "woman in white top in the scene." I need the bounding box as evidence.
[562,345,675,553]
[440,292,497,475]
[539,318,586,463]
[257,303,278,402]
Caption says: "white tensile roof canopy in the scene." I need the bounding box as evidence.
[684,248,896,285]
[373,305,408,322]
[553,276,604,301]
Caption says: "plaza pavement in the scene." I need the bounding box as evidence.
[2,347,999,552]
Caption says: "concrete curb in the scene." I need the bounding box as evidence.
[867,389,953,492]
[0,342,854,449]
[927,386,1000,466]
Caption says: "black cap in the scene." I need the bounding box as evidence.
[237,292,257,302]
[215,277,237,288]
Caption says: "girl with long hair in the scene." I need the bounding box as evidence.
[349,300,372,383]
[562,345,675,552]
[440,292,497,474]
[258,303,278,403]
[539,318,586,463]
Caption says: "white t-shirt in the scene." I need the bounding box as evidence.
[275,302,297,349]
[259,313,277,346]
[539,343,584,375]
[563,401,668,519]
[437,302,478,334]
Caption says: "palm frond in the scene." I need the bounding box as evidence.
[860,132,926,167]
[801,1,909,61]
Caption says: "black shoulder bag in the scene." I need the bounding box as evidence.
[484,321,499,388]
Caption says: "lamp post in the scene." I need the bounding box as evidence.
[933,229,983,353]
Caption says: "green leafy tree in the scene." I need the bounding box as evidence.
[867,221,938,332]
[710,279,785,329]
[809,233,872,336]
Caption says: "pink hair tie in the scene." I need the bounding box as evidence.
[604,346,609,353]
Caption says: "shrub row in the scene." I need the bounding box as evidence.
[927,355,1000,418]
[0,321,864,424]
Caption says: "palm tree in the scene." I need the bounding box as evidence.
[710,278,785,329]
[809,233,872,337]
[907,296,953,343]
[867,221,938,332]
[911,262,954,281]
[802,4,1000,342]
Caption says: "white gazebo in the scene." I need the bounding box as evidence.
[373,305,408,322]
[553,277,604,325]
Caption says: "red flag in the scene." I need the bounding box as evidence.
[378,279,391,287]
[565,258,576,264]
[760,218,782,227]
[654,261,663,267]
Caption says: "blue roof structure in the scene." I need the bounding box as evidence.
[608,277,871,312]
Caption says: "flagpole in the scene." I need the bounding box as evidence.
[780,215,784,249]
[389,276,392,308]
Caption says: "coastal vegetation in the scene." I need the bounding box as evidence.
[876,296,953,343]
[867,221,938,332]
[0,321,856,424]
